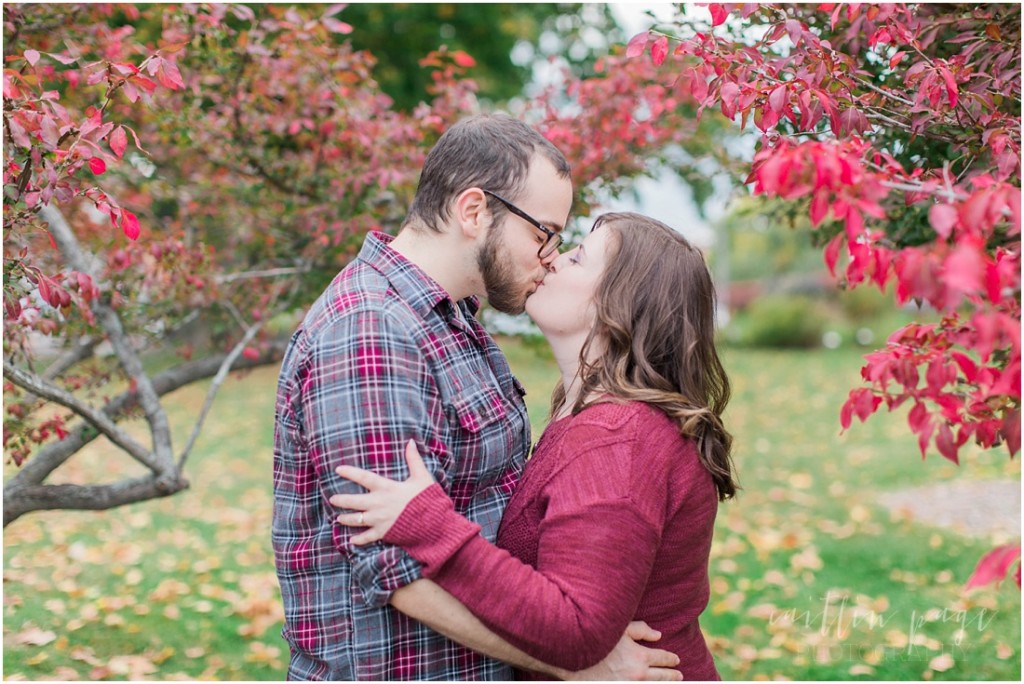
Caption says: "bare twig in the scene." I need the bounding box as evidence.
[42,335,98,381]
[177,320,264,469]
[853,76,916,107]
[880,179,966,202]
[215,266,309,284]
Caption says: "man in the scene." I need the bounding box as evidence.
[272,114,678,680]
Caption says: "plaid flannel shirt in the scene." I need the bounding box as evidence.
[272,231,530,680]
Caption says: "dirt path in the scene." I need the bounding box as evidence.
[876,479,1020,539]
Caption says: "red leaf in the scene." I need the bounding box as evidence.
[965,544,1022,591]
[689,68,708,102]
[120,209,141,241]
[984,260,1002,303]
[935,423,959,464]
[708,4,728,27]
[1003,409,1021,457]
[889,51,906,69]
[769,84,787,113]
[109,126,128,159]
[823,233,843,276]
[843,388,881,431]
[958,189,990,234]
[242,347,260,361]
[907,401,929,434]
[950,352,978,383]
[943,243,985,303]
[844,207,864,239]
[37,275,52,307]
[719,81,739,119]
[928,203,957,239]
[46,51,78,66]
[940,66,958,108]
[809,191,829,226]
[89,157,106,175]
[651,36,669,66]
[25,49,40,66]
[157,60,185,90]
[322,17,353,34]
[626,32,650,59]
[452,50,476,68]
[785,19,803,45]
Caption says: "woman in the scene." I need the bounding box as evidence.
[330,212,737,679]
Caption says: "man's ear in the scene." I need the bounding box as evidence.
[453,188,490,239]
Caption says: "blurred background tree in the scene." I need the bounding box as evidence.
[341,3,625,110]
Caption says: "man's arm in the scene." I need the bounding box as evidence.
[391,579,681,681]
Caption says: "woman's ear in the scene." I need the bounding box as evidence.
[452,188,490,239]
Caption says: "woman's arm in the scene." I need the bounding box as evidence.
[390,579,681,681]
[332,435,665,671]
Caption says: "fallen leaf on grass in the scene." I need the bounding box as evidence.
[790,546,824,572]
[70,646,103,666]
[12,627,56,646]
[746,602,778,621]
[996,642,1014,659]
[849,664,875,676]
[788,472,813,489]
[92,654,158,679]
[244,641,282,665]
[929,653,955,672]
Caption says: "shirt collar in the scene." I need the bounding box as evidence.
[356,231,481,320]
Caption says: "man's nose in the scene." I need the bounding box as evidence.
[541,246,560,270]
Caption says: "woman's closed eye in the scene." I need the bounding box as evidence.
[568,250,582,265]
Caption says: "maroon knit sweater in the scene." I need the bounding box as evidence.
[384,401,720,680]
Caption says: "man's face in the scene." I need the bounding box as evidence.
[477,155,573,315]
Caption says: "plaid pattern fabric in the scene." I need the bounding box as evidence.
[272,231,529,680]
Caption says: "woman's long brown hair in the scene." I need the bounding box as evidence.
[550,212,738,501]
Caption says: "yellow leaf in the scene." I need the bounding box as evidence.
[848,664,875,676]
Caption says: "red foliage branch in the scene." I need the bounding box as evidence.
[627,3,1020,589]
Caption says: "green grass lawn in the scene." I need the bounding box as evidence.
[3,339,1020,680]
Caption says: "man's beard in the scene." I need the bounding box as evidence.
[478,220,527,315]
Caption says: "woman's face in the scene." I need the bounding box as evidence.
[525,224,614,339]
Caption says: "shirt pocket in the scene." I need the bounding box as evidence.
[449,384,508,434]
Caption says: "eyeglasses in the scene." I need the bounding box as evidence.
[482,190,562,259]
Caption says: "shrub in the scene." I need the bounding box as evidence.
[728,295,827,348]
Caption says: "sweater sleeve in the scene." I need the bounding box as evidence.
[384,423,663,671]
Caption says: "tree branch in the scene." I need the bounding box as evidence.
[3,359,163,473]
[4,339,288,490]
[3,475,188,526]
[39,204,177,469]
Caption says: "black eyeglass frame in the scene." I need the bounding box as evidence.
[482,190,563,259]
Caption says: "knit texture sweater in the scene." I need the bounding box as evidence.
[384,401,721,680]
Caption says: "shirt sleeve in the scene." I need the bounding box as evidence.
[302,307,447,608]
[384,422,663,670]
